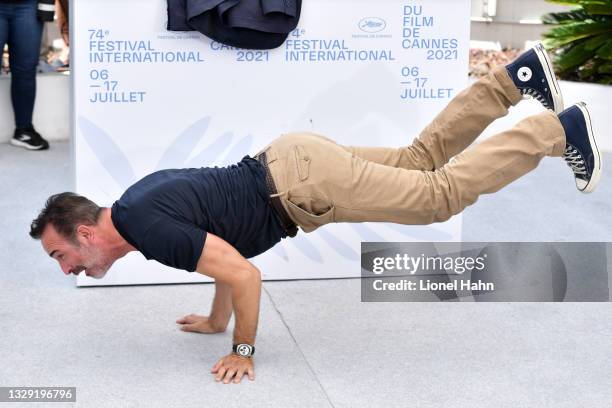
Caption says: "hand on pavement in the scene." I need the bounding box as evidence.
[211,353,255,384]
[176,314,226,334]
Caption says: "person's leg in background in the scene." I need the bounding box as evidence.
[8,0,49,150]
[0,3,10,75]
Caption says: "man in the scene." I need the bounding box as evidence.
[29,44,602,384]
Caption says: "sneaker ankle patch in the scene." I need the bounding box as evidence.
[517,67,532,82]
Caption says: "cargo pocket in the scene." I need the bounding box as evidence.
[285,199,335,233]
[293,145,310,181]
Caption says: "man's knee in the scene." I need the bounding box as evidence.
[399,139,437,171]
[424,168,474,223]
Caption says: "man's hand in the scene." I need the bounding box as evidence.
[211,353,255,384]
[176,314,226,334]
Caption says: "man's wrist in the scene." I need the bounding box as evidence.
[207,316,227,332]
[232,343,255,358]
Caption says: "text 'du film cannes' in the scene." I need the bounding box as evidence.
[361,242,612,302]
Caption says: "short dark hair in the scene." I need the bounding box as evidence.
[30,192,103,242]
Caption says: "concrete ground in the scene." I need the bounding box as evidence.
[0,142,611,408]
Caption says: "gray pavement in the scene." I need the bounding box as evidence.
[0,142,611,408]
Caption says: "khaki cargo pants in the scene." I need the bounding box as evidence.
[254,66,566,234]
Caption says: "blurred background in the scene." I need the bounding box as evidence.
[469,0,612,85]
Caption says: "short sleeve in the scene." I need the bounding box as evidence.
[139,219,207,272]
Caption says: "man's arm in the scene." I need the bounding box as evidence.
[176,279,233,333]
[194,232,261,383]
[209,280,233,330]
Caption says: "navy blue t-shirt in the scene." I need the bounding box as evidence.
[111,155,287,272]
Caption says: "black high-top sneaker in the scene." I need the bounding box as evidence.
[558,103,602,193]
[11,127,50,151]
[506,42,564,113]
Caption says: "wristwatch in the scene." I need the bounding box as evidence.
[232,343,255,358]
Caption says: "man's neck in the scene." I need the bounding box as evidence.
[98,207,136,259]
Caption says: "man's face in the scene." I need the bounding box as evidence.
[41,224,113,279]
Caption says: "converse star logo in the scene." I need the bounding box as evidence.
[518,67,532,82]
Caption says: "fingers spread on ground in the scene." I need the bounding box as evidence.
[233,370,245,383]
[211,360,223,373]
[223,369,236,384]
[215,367,227,382]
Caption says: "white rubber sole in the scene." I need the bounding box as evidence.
[10,138,46,150]
[575,102,601,193]
[533,42,564,114]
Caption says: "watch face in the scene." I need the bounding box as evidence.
[237,344,251,357]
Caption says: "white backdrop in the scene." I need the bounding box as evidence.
[73,0,470,286]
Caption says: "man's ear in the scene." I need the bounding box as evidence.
[75,224,94,242]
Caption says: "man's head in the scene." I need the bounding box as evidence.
[30,193,114,279]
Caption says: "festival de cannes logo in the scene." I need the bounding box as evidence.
[358,17,387,33]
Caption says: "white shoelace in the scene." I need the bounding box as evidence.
[521,88,550,109]
[563,145,587,176]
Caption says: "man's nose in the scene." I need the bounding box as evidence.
[59,262,71,275]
